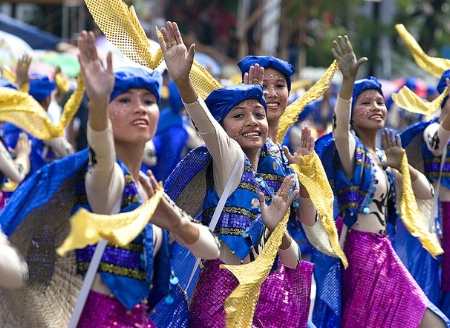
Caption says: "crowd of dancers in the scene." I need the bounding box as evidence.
[0,3,450,328]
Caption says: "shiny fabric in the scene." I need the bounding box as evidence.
[393,218,440,305]
[341,229,428,328]
[78,290,156,328]
[202,158,265,260]
[442,201,450,291]
[189,258,313,328]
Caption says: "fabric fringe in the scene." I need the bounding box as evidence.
[290,151,348,268]
[399,152,443,257]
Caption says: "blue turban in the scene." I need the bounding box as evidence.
[110,66,162,103]
[237,56,295,91]
[351,76,384,115]
[29,73,56,101]
[0,78,18,90]
[205,84,267,123]
[437,69,450,107]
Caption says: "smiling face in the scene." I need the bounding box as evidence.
[261,68,289,126]
[222,99,268,154]
[109,88,159,145]
[352,89,387,134]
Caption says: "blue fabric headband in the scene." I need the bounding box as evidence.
[110,67,162,103]
[237,56,295,91]
[29,74,56,101]
[351,76,384,115]
[205,84,267,123]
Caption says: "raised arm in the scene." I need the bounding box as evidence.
[331,35,367,178]
[158,21,243,195]
[77,31,123,214]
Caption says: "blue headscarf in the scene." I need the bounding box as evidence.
[29,73,56,101]
[237,56,295,91]
[205,84,267,123]
[110,66,162,103]
[437,69,450,107]
[0,78,18,90]
[351,76,384,116]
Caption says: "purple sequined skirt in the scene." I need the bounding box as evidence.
[0,190,6,210]
[341,229,428,328]
[77,290,156,328]
[189,258,314,328]
[441,202,450,291]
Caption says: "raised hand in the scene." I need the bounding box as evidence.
[243,64,265,87]
[380,128,404,171]
[15,54,32,88]
[260,174,298,232]
[331,35,367,80]
[283,126,315,164]
[9,132,31,159]
[77,31,114,104]
[157,21,195,84]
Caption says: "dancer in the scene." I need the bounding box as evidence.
[0,30,221,328]
[316,35,448,327]
[237,56,339,260]
[398,69,450,318]
[73,30,222,327]
[159,20,321,328]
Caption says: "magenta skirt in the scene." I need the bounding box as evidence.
[77,290,156,328]
[189,258,314,328]
[441,201,450,291]
[341,229,428,328]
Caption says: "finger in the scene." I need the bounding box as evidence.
[106,51,113,74]
[243,72,250,84]
[389,129,395,145]
[355,57,368,69]
[158,26,171,51]
[308,136,315,151]
[248,65,256,82]
[337,36,347,53]
[258,192,266,210]
[282,145,293,161]
[381,130,388,149]
[396,134,403,148]
[187,44,196,62]
[332,40,343,57]
[343,35,352,53]
[259,67,264,81]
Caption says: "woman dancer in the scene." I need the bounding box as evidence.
[326,35,448,327]
[158,21,320,327]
